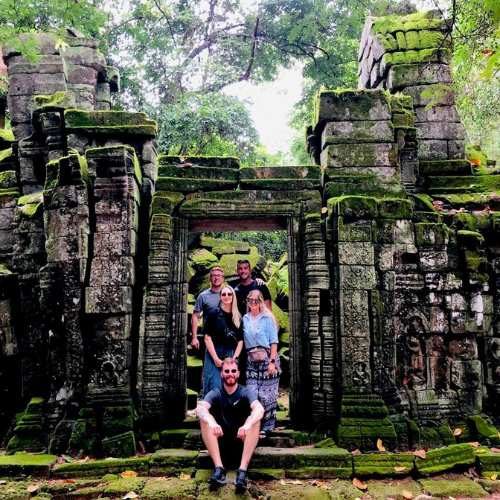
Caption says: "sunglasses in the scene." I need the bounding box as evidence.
[223,369,238,374]
[246,298,260,304]
[221,292,233,297]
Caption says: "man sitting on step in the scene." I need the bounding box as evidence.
[196,357,264,492]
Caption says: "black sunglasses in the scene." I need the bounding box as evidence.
[221,292,233,296]
[223,369,238,374]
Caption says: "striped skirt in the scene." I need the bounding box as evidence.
[246,356,281,432]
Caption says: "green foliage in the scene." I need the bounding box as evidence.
[0,0,106,61]
[451,0,500,160]
[206,231,287,261]
[156,92,258,162]
[289,0,418,163]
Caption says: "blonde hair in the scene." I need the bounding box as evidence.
[220,285,241,328]
[209,265,224,276]
[246,289,278,328]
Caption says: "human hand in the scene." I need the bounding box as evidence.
[237,425,249,440]
[191,336,200,349]
[255,278,264,286]
[210,423,224,437]
[214,357,223,368]
[267,363,277,376]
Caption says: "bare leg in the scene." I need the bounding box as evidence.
[200,421,223,468]
[239,421,260,470]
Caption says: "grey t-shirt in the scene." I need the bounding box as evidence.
[194,288,221,317]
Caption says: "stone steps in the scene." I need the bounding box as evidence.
[3,444,499,481]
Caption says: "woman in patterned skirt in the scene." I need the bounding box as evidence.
[242,289,280,436]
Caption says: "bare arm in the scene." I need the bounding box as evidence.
[234,339,243,359]
[264,299,272,311]
[190,312,200,348]
[204,334,222,367]
[237,400,264,439]
[197,400,223,436]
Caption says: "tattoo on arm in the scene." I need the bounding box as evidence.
[196,401,217,426]
[244,400,264,428]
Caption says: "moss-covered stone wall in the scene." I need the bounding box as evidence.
[0,11,498,456]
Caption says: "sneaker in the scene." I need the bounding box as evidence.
[235,468,248,493]
[209,466,226,489]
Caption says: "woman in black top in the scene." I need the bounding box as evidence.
[202,285,243,396]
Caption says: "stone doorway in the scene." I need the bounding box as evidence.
[181,216,300,425]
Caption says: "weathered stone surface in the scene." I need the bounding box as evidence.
[417,122,466,140]
[322,120,394,145]
[415,105,460,123]
[388,64,452,90]
[321,143,397,168]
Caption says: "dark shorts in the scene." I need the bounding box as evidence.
[219,427,243,468]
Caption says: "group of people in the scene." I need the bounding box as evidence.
[191,260,280,492]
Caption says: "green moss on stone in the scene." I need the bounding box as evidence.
[0,452,56,476]
[158,154,240,169]
[65,109,157,136]
[415,443,476,475]
[0,128,15,143]
[378,198,413,219]
[52,456,150,478]
[468,415,500,444]
[420,478,487,497]
[33,91,73,109]
[0,170,17,189]
[103,477,145,495]
[314,437,337,448]
[328,195,378,219]
[0,147,13,164]
[372,11,445,35]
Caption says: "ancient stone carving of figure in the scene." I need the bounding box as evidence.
[448,336,476,360]
[352,361,370,391]
[429,335,448,392]
[406,333,426,389]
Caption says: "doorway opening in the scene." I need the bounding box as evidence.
[185,225,291,422]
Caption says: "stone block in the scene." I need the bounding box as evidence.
[339,265,377,289]
[65,64,98,85]
[415,105,460,123]
[403,84,454,107]
[340,290,370,336]
[329,196,378,219]
[415,443,475,475]
[387,63,452,90]
[419,250,448,271]
[85,285,133,313]
[448,140,465,159]
[101,431,136,458]
[353,452,415,477]
[338,242,374,265]
[417,122,465,140]
[337,218,374,242]
[316,90,391,125]
[377,198,413,219]
[321,120,394,145]
[321,143,397,168]
[8,72,67,96]
[415,223,449,246]
[418,139,448,160]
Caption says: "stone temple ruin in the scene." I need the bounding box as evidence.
[0,11,499,457]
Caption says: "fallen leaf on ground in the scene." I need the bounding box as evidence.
[402,489,413,499]
[120,470,138,478]
[352,477,368,490]
[467,441,480,448]
[0,480,6,485]
[452,427,463,437]
[122,492,139,499]
[351,448,362,455]
[394,466,407,472]
[489,473,498,480]
[27,484,40,493]
[414,449,426,459]
[179,473,191,481]
[376,438,386,452]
